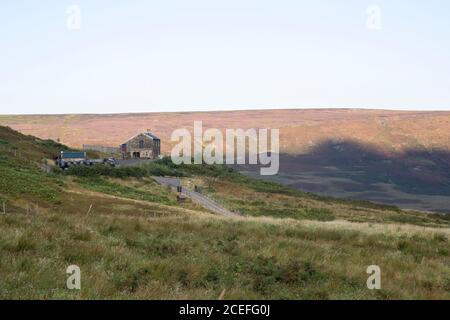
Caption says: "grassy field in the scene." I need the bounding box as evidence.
[0,125,449,299]
[66,158,450,226]
[1,192,449,299]
[185,174,450,227]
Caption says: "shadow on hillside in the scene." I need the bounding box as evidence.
[281,140,450,195]
[236,139,450,213]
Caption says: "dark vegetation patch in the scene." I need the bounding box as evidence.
[66,162,185,178]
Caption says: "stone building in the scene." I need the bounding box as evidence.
[120,131,161,159]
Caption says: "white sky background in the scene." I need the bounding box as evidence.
[1,0,450,115]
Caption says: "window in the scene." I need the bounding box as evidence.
[139,140,144,148]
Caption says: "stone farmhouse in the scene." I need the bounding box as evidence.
[120,131,161,159]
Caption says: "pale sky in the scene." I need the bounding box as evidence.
[1,0,450,114]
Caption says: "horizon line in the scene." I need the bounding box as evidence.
[1,106,450,117]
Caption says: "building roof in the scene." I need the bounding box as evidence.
[123,132,160,145]
[61,151,86,159]
[143,132,160,140]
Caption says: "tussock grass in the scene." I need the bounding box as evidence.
[73,177,176,206]
[189,176,450,227]
[1,126,450,299]
[0,196,449,299]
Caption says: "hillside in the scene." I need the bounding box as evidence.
[1,109,450,154]
[1,109,450,213]
[0,126,449,299]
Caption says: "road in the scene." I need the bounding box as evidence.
[153,176,239,217]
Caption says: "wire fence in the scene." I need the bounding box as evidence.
[0,201,49,216]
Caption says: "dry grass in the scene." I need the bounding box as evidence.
[1,188,449,300]
[1,124,449,299]
[190,176,450,228]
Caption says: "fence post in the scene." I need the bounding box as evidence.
[86,204,93,215]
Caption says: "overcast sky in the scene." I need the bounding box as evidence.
[1,0,450,114]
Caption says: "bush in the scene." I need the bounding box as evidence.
[303,208,335,221]
[66,161,186,178]
[67,165,147,178]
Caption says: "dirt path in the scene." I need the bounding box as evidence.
[153,176,240,217]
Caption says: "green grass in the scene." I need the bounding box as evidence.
[156,158,405,212]
[66,162,185,178]
[74,177,176,206]
[182,175,449,227]
[1,125,450,299]
[0,160,62,204]
[0,204,449,299]
[61,156,450,226]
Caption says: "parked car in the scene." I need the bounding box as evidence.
[55,151,116,169]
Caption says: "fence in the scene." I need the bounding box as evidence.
[1,201,42,215]
[82,145,120,154]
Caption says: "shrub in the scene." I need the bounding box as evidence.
[66,162,185,178]
[67,165,147,178]
[303,208,335,221]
